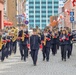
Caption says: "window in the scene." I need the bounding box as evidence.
[48,11,52,13]
[35,11,40,13]
[41,11,46,13]
[35,2,40,4]
[41,6,46,8]
[48,6,52,8]
[54,2,58,4]
[54,6,58,8]
[29,6,34,8]
[29,15,34,17]
[54,11,58,13]
[41,2,46,4]
[29,20,34,22]
[48,2,52,4]
[35,6,40,8]
[35,22,40,24]
[29,2,34,4]
[35,15,40,17]
[35,20,40,22]
[42,20,46,22]
[42,15,46,17]
[29,11,34,13]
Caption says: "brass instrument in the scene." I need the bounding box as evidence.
[44,36,46,46]
[0,38,3,50]
[52,32,55,38]
[12,28,18,42]
[21,31,25,41]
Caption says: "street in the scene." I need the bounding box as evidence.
[0,45,76,75]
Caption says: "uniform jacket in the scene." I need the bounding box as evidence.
[41,33,51,48]
[18,30,28,46]
[59,34,69,45]
[30,35,41,50]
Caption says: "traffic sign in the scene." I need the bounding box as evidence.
[25,21,29,24]
[70,12,74,16]
[70,17,74,22]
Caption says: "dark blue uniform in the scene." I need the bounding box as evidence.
[41,33,51,61]
[59,34,69,61]
[67,33,73,56]
[18,30,28,61]
[30,35,41,65]
[51,33,58,55]
[6,36,11,56]
[24,30,29,58]
[1,35,7,61]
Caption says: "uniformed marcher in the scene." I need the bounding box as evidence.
[18,25,28,61]
[66,28,73,58]
[59,30,69,61]
[41,29,51,62]
[24,27,29,58]
[51,30,58,55]
[30,29,41,66]
[0,29,4,61]
[1,29,7,61]
[11,27,17,54]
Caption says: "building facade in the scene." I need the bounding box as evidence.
[7,0,17,25]
[4,0,7,20]
[64,0,76,29]
[0,0,4,29]
[26,0,59,29]
[16,0,26,25]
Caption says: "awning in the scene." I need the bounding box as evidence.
[4,20,13,26]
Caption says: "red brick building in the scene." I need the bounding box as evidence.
[64,0,71,28]
[64,0,76,29]
[0,0,4,29]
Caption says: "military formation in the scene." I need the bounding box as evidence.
[0,25,74,66]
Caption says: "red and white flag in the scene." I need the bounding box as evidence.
[72,0,76,7]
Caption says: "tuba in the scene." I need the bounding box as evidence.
[12,28,17,42]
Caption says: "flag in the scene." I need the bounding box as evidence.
[72,0,76,7]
